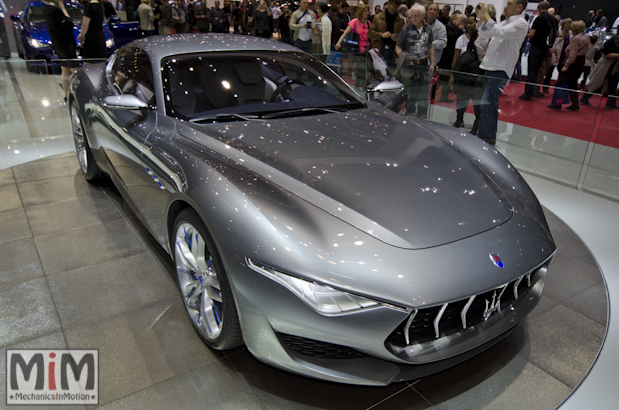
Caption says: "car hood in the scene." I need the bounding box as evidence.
[26,22,109,42]
[24,22,54,43]
[177,107,513,249]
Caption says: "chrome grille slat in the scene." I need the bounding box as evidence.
[403,309,418,345]
[400,265,547,346]
[433,303,448,339]
[460,295,476,329]
[513,276,523,300]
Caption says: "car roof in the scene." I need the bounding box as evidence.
[127,34,302,65]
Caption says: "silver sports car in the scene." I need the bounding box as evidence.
[68,34,556,385]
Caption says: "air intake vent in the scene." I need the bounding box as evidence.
[279,333,366,359]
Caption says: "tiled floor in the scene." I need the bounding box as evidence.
[0,153,607,409]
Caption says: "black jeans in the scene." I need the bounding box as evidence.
[525,45,547,97]
[401,63,431,119]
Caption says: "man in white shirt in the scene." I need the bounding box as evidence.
[272,2,282,33]
[476,0,528,145]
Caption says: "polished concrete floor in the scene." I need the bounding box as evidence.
[0,152,607,409]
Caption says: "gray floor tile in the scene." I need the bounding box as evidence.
[412,325,572,410]
[12,155,79,183]
[523,305,606,388]
[563,282,609,326]
[0,183,22,211]
[0,333,87,410]
[524,294,559,322]
[543,207,564,231]
[39,151,76,161]
[99,360,263,410]
[35,219,148,276]
[367,385,435,410]
[0,278,62,348]
[0,168,15,186]
[25,195,123,237]
[17,174,107,208]
[0,237,44,286]
[417,360,571,410]
[0,207,32,245]
[48,253,178,329]
[543,252,604,303]
[64,298,225,405]
[226,349,409,410]
[550,224,598,267]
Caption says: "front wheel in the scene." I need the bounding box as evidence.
[173,209,243,350]
[70,103,100,181]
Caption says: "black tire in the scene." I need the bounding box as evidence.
[70,103,100,181]
[172,209,243,350]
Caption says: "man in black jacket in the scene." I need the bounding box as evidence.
[519,1,557,100]
[327,5,341,50]
[436,13,464,102]
[337,2,350,35]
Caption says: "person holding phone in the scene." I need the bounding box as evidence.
[290,0,316,53]
[475,0,528,145]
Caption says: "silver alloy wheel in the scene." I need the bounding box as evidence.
[70,105,88,174]
[175,222,224,339]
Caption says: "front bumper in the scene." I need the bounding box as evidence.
[231,256,551,385]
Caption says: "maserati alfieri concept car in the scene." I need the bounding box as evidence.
[68,34,556,385]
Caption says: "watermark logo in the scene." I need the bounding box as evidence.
[6,349,98,405]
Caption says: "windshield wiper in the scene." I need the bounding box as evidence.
[260,107,346,119]
[190,113,263,123]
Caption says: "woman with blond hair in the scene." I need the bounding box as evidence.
[335,4,372,54]
[548,20,589,110]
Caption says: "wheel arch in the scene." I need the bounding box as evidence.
[166,198,247,345]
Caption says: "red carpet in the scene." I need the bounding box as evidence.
[433,81,619,149]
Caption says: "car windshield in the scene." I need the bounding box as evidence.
[26,4,83,23]
[161,51,365,122]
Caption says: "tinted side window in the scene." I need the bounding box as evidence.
[110,48,155,105]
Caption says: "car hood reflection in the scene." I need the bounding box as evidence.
[178,108,513,249]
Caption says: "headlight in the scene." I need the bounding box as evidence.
[246,258,387,315]
[105,38,115,48]
[28,37,49,48]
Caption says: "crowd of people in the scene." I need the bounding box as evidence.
[3,0,618,144]
[513,2,619,112]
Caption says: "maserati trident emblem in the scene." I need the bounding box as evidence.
[489,253,504,268]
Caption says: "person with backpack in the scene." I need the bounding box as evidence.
[519,1,557,100]
[449,16,488,134]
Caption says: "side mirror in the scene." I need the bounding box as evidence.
[101,95,153,110]
[368,80,405,93]
[10,14,21,22]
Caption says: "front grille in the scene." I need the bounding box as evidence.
[279,333,366,359]
[390,265,545,347]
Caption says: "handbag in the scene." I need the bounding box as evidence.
[341,21,359,54]
[326,51,342,67]
[452,37,484,86]
[551,73,570,105]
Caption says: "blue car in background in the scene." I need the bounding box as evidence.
[11,1,140,72]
